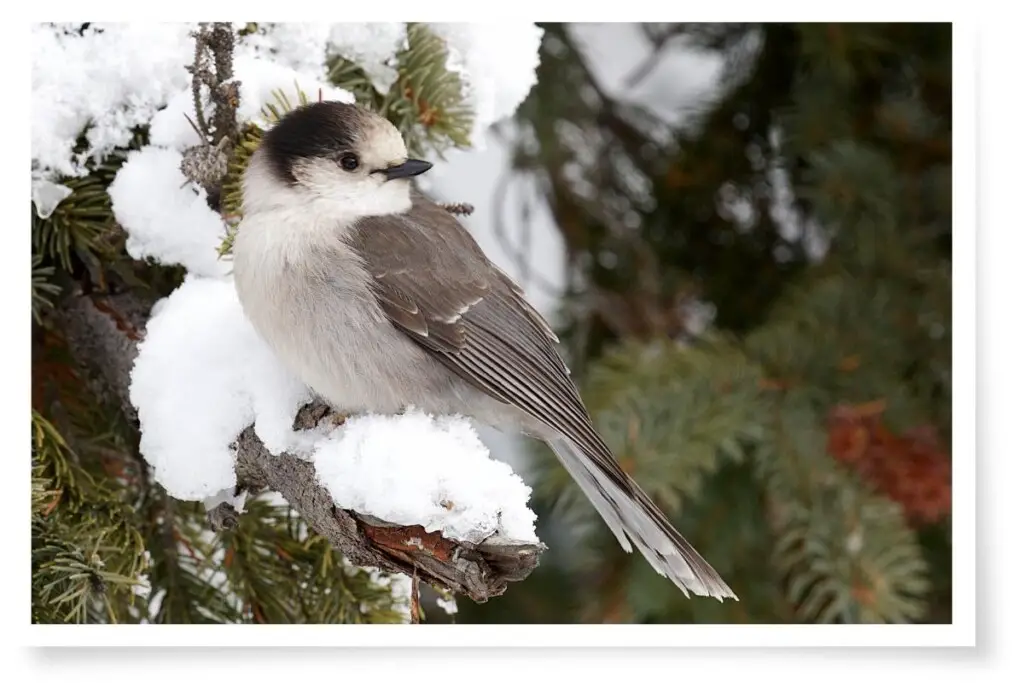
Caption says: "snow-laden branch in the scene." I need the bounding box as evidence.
[56,288,545,602]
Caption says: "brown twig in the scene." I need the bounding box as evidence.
[440,201,475,216]
[410,567,421,624]
[490,170,567,299]
[188,34,211,141]
[181,22,241,212]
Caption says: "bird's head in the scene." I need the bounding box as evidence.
[244,100,432,217]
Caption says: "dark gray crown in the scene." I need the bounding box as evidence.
[260,101,371,185]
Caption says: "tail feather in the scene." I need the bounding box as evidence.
[548,437,737,601]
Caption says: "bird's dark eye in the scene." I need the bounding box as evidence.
[339,153,359,171]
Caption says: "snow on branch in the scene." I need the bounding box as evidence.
[126,276,538,550]
[57,287,546,602]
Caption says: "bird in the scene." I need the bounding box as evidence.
[231,100,737,601]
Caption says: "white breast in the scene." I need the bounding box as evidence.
[232,203,473,416]
[230,150,484,416]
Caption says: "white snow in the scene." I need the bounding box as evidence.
[428,23,544,148]
[202,487,249,514]
[312,410,539,545]
[568,23,725,132]
[328,23,408,94]
[129,276,314,501]
[233,56,356,129]
[108,146,232,279]
[30,21,541,218]
[237,23,332,81]
[31,179,73,219]
[436,594,459,616]
[31,23,195,181]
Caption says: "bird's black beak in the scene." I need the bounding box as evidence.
[381,158,433,181]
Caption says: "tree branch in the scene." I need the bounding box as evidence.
[55,289,546,604]
[181,22,241,212]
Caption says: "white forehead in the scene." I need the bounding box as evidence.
[357,117,409,167]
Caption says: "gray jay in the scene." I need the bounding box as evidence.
[232,101,736,601]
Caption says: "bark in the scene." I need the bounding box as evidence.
[55,288,545,604]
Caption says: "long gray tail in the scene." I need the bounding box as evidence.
[548,436,737,601]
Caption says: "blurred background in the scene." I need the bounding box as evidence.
[428,22,952,624]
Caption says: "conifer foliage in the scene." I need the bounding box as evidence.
[458,22,952,625]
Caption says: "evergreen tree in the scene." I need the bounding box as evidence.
[457,22,952,625]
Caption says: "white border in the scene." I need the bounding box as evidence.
[5,0,998,672]
[949,16,977,647]
[29,623,971,647]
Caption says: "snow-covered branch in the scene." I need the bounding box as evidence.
[56,288,546,602]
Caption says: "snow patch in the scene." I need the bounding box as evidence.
[108,146,231,279]
[129,276,313,501]
[312,410,539,545]
[328,23,408,94]
[31,179,73,219]
[31,22,194,180]
[428,22,544,148]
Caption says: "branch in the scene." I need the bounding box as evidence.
[55,289,546,604]
[623,34,671,90]
[181,22,241,212]
[490,170,567,300]
[439,201,475,216]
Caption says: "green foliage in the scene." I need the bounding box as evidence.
[327,22,474,158]
[31,410,147,624]
[137,492,408,625]
[32,253,61,324]
[217,497,409,624]
[525,331,932,625]
[32,130,146,278]
[481,22,951,625]
[32,173,114,273]
[532,336,768,517]
[757,397,929,624]
[142,497,238,624]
